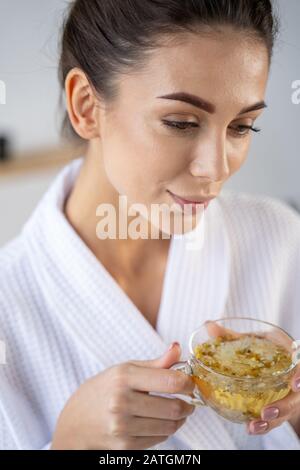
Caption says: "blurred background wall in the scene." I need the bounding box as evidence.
[0,0,299,247]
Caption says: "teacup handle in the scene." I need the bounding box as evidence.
[150,361,206,407]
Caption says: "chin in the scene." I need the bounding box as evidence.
[152,210,204,238]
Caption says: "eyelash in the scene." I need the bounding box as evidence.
[161,120,261,137]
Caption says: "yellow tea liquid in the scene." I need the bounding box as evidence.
[192,334,293,422]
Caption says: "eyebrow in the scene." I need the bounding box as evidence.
[157,92,267,116]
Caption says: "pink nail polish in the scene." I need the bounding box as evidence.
[262,407,279,421]
[294,377,300,391]
[168,342,179,351]
[250,421,269,434]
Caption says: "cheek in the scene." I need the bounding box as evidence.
[102,119,186,202]
[227,140,250,176]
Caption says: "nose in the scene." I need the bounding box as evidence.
[189,131,230,182]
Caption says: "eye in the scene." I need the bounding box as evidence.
[161,119,199,133]
[228,124,261,138]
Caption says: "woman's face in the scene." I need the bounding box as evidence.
[96,29,270,234]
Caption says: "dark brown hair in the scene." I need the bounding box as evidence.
[58,0,279,143]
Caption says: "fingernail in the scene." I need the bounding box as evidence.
[249,421,269,434]
[262,407,279,421]
[293,377,300,391]
[168,342,180,351]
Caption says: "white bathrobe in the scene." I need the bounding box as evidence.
[0,157,300,450]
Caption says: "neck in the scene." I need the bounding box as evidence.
[64,139,171,277]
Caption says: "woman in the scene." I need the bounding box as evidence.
[0,0,300,450]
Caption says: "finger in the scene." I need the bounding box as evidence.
[261,390,300,423]
[291,364,300,393]
[247,417,286,435]
[127,364,195,395]
[247,390,300,435]
[129,342,181,369]
[126,416,187,437]
[204,321,242,340]
[128,391,195,420]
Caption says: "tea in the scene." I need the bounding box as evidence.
[194,334,292,377]
[191,334,293,422]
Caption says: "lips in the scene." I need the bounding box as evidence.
[167,190,215,212]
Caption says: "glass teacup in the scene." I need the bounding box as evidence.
[168,317,300,423]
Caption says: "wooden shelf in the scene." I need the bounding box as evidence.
[0,144,86,178]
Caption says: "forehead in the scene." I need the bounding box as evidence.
[117,29,270,112]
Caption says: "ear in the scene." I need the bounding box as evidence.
[65,67,101,140]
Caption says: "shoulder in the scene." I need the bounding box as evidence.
[218,189,300,228]
[217,189,300,250]
[0,235,34,333]
[0,235,29,298]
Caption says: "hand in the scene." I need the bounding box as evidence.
[51,342,195,450]
[205,320,300,437]
[247,365,300,437]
